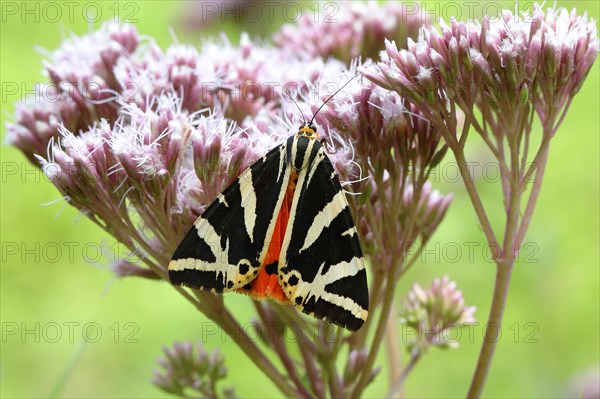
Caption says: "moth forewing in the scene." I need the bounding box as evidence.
[277,133,368,331]
[169,143,290,292]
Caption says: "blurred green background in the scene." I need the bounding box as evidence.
[1,1,598,398]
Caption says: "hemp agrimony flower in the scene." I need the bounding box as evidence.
[153,341,234,398]
[274,1,428,63]
[6,23,139,163]
[363,3,598,397]
[400,276,476,352]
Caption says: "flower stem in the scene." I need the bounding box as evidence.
[385,303,402,386]
[324,355,344,398]
[453,147,500,255]
[254,303,313,398]
[451,135,519,397]
[516,137,551,246]
[466,261,514,397]
[217,305,299,397]
[467,130,522,397]
[466,127,549,399]
[351,267,396,397]
[298,336,325,397]
[387,350,421,398]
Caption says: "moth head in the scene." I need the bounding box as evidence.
[297,123,319,140]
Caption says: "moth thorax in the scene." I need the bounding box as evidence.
[291,135,319,171]
[297,123,319,140]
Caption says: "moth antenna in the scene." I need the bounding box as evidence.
[309,73,360,125]
[284,88,308,123]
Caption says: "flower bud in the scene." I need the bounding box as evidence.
[399,276,476,352]
[153,341,232,398]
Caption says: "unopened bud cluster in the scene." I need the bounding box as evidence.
[400,276,476,352]
[153,341,234,398]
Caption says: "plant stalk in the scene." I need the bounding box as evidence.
[466,261,514,397]
[217,306,299,397]
[351,267,397,397]
[466,124,522,397]
[387,350,421,398]
[452,147,500,255]
[386,303,402,386]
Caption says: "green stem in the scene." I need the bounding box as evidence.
[466,261,514,397]
[516,138,551,246]
[217,305,299,397]
[352,176,426,396]
[467,124,522,397]
[273,308,321,395]
[209,375,218,399]
[453,147,500,257]
[351,267,397,397]
[386,350,421,398]
[48,340,87,398]
[324,355,343,398]
[385,303,402,387]
[254,303,312,398]
[298,335,325,398]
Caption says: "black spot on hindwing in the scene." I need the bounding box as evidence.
[265,261,278,275]
[288,275,299,286]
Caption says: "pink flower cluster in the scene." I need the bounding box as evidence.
[305,70,452,258]
[274,1,428,63]
[401,275,476,351]
[6,22,359,273]
[363,4,598,139]
[7,24,139,163]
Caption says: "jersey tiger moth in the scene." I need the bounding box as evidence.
[169,108,368,332]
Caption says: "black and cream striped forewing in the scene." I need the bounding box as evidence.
[278,136,369,331]
[169,143,291,292]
